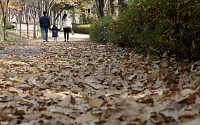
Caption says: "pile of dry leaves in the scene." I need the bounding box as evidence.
[0,41,200,125]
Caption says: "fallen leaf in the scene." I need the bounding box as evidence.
[23,114,41,121]
[89,98,104,108]
[75,112,98,123]
[160,107,178,120]
[0,110,13,121]
[182,118,200,125]
[104,119,121,125]
[58,94,76,107]
[181,89,195,96]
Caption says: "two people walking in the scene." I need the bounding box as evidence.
[39,11,73,42]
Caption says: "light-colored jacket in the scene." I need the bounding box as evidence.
[62,18,72,28]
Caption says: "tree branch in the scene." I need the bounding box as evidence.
[55,9,64,20]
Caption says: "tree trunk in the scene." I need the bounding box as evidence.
[20,19,22,40]
[16,10,18,32]
[3,15,7,40]
[8,8,11,23]
[25,9,29,39]
[33,17,36,39]
[99,0,104,17]
[38,4,43,38]
[27,22,29,39]
[19,10,22,40]
[118,0,126,10]
[37,23,40,38]
[113,0,118,17]
[81,9,86,23]
[33,16,37,39]
[33,8,36,39]
[93,9,97,21]
[72,8,76,24]
[0,15,3,41]
[110,0,114,15]
[53,10,56,25]
[104,0,110,15]
[95,0,104,18]
[56,11,59,26]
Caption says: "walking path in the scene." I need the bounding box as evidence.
[0,31,90,61]
[48,32,90,42]
[14,23,90,42]
[28,32,90,42]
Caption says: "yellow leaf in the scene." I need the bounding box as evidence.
[192,40,195,49]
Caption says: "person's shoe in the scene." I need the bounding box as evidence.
[43,40,46,42]
[64,39,66,42]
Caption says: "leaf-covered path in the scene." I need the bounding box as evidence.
[0,40,200,125]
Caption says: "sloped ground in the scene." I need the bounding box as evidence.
[0,40,200,125]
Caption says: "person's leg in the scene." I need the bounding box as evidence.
[41,28,46,41]
[54,37,56,42]
[55,37,57,42]
[45,28,48,41]
[67,28,70,41]
[64,28,67,41]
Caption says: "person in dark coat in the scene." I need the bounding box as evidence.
[40,11,50,42]
[49,24,60,42]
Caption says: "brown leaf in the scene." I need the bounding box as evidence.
[0,110,13,121]
[181,89,195,96]
[23,114,42,121]
[148,71,158,82]
[34,91,44,96]
[182,118,200,125]
[75,112,98,123]
[105,119,121,125]
[89,98,104,108]
[58,94,76,107]
[160,107,178,120]
[170,101,182,111]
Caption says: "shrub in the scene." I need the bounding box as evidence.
[89,16,114,43]
[72,24,90,34]
[6,21,15,29]
[90,0,200,58]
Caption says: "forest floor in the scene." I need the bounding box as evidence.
[0,35,200,125]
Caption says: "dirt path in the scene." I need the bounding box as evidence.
[12,23,90,42]
[0,40,200,124]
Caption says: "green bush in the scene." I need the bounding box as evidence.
[90,0,200,58]
[6,21,15,29]
[89,16,114,43]
[123,0,199,57]
[72,24,90,34]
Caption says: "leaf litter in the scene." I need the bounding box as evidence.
[0,41,200,124]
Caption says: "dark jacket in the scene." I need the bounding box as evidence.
[49,26,60,37]
[40,16,50,28]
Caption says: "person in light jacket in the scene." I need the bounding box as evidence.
[61,14,72,42]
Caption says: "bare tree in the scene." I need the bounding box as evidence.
[0,14,3,41]
[29,0,37,39]
[0,0,10,40]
